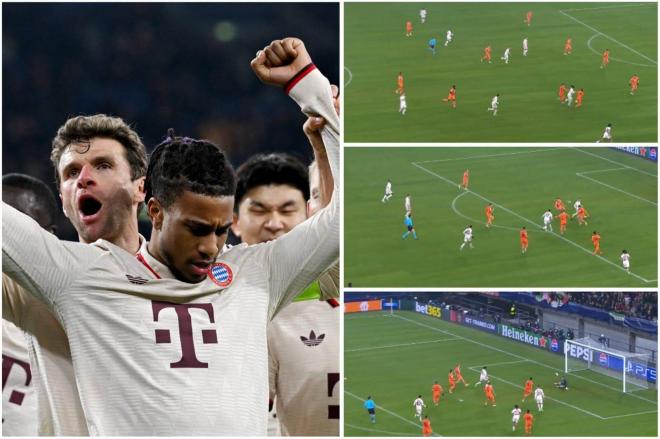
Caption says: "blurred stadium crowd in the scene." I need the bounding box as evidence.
[569,292,657,321]
[3,3,338,240]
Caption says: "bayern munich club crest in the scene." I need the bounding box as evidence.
[208,262,233,287]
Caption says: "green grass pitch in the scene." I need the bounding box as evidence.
[344,310,658,436]
[344,2,657,142]
[344,147,657,287]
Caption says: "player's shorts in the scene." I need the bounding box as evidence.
[416,407,423,415]
[385,190,392,196]
[464,236,472,243]
[368,408,375,415]
[623,260,630,269]
[535,396,543,404]
[521,239,528,245]
[448,95,456,101]
[400,103,407,109]
[602,132,611,139]
[512,415,520,424]
[407,225,413,231]
[524,389,532,396]
[543,219,551,225]
[487,394,495,401]
[429,44,436,49]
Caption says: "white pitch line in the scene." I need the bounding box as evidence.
[411,162,654,283]
[345,391,442,436]
[559,9,657,65]
[578,167,629,175]
[451,191,519,232]
[467,367,606,419]
[576,172,657,206]
[414,148,560,164]
[572,148,658,178]
[561,4,653,12]
[587,34,655,67]
[345,66,353,88]
[602,409,658,420]
[346,338,459,353]
[468,359,531,369]
[345,424,421,436]
[391,313,657,406]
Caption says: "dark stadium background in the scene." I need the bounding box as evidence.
[3,2,339,242]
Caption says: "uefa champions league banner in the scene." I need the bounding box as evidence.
[564,342,657,383]
[612,146,658,162]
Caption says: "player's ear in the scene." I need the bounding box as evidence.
[147,197,164,230]
[230,212,241,238]
[133,176,146,204]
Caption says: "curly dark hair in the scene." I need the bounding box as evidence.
[145,129,236,208]
[234,153,309,213]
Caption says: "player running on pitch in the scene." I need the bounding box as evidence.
[395,72,404,94]
[542,209,554,232]
[405,193,412,216]
[460,225,474,251]
[564,37,572,55]
[629,74,640,95]
[422,415,432,437]
[442,85,457,108]
[512,405,522,431]
[484,381,496,406]
[600,49,609,69]
[448,369,457,393]
[534,385,545,412]
[566,85,576,107]
[596,123,613,143]
[575,205,589,226]
[481,45,492,63]
[522,377,534,402]
[486,203,495,228]
[419,8,427,24]
[520,227,529,254]
[460,169,469,190]
[487,94,500,116]
[445,29,453,46]
[522,37,528,56]
[524,410,534,435]
[475,366,489,386]
[413,395,426,421]
[621,250,631,273]
[398,93,407,115]
[382,179,393,202]
[558,83,567,103]
[557,210,569,235]
[554,197,565,213]
[592,231,603,255]
[432,381,444,406]
[402,214,418,240]
[501,47,511,64]
[454,364,469,386]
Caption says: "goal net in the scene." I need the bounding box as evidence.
[564,337,653,393]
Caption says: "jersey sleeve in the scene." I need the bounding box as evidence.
[2,203,97,308]
[265,66,340,319]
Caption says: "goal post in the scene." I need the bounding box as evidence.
[564,337,653,393]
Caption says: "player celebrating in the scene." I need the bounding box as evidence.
[422,415,432,437]
[558,83,567,103]
[522,37,528,56]
[600,49,609,68]
[460,225,474,251]
[481,45,492,63]
[405,193,412,216]
[534,385,545,412]
[428,37,437,55]
[448,369,457,393]
[525,10,532,26]
[413,395,426,421]
[485,203,495,228]
[484,381,496,406]
[382,179,393,202]
[524,409,534,435]
[564,37,572,55]
[501,47,511,64]
[442,85,457,108]
[592,231,602,255]
[576,88,585,107]
[542,209,553,232]
[454,364,468,386]
[557,210,569,235]
[399,93,407,115]
[554,197,565,212]
[596,123,613,142]
[621,250,631,273]
[402,213,418,240]
[475,366,489,386]
[420,8,427,24]
[487,94,499,116]
[512,405,522,431]
[522,377,534,402]
[629,74,640,95]
[432,381,444,406]
[520,227,529,254]
[406,20,413,37]
[445,29,453,46]
[566,85,576,107]
[396,72,404,94]
[461,169,470,190]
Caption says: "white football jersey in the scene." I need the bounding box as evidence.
[491,96,499,106]
[2,319,38,436]
[400,95,407,106]
[405,196,411,211]
[3,276,88,435]
[413,397,425,409]
[534,388,544,399]
[385,182,392,194]
[446,30,453,40]
[568,88,575,98]
[543,212,553,222]
[420,9,427,19]
[463,228,473,239]
[604,126,612,136]
[621,253,630,263]
[268,298,339,436]
[2,66,339,436]
[480,369,488,380]
[503,48,510,57]
[512,407,522,418]
[523,39,528,49]
[574,200,581,211]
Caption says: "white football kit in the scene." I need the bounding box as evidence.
[534,388,544,403]
[413,397,425,415]
[399,95,407,114]
[420,9,427,23]
[2,66,339,436]
[405,196,412,215]
[621,253,630,269]
[512,407,522,423]
[502,48,510,63]
[445,30,453,45]
[567,88,575,106]
[574,200,581,214]
[522,38,528,56]
[543,212,553,225]
[603,126,612,140]
[1,319,38,436]
[479,369,489,383]
[385,182,392,196]
[463,228,473,242]
[268,297,339,436]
